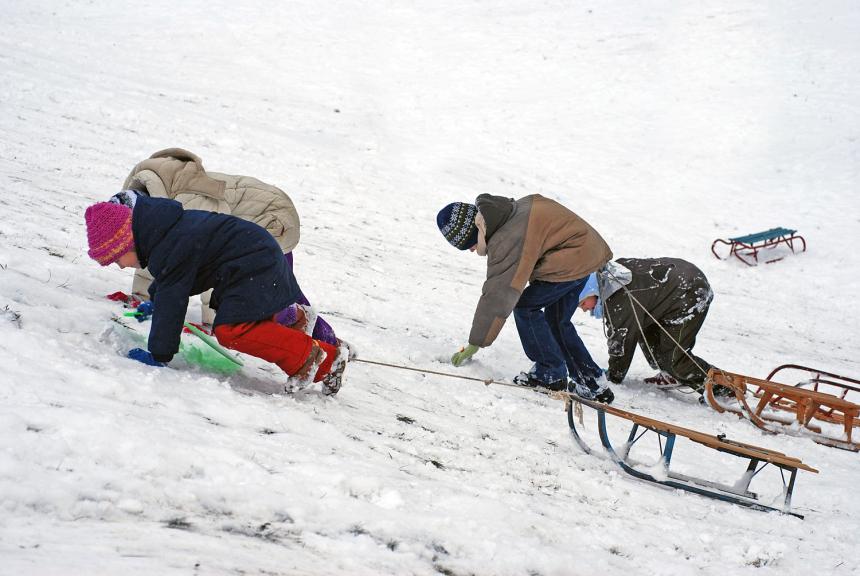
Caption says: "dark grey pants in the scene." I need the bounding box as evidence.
[639,308,712,390]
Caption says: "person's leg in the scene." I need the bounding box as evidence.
[283,252,338,346]
[654,311,712,391]
[214,319,337,382]
[513,281,576,383]
[310,316,337,346]
[638,323,662,370]
[640,323,682,385]
[544,277,602,383]
[284,252,310,306]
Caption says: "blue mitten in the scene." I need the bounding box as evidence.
[134,301,154,322]
[128,348,164,367]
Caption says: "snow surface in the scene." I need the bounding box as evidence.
[2,1,860,574]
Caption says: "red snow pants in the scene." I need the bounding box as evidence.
[213,318,337,382]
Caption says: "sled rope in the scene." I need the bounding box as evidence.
[623,293,696,395]
[360,264,720,397]
[354,358,541,391]
[353,358,578,410]
[183,322,244,366]
[603,266,711,382]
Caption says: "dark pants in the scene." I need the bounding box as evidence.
[513,278,602,385]
[640,307,712,390]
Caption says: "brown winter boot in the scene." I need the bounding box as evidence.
[321,340,350,396]
[288,341,327,389]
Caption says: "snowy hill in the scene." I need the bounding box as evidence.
[1,1,859,574]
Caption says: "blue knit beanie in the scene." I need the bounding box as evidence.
[437,202,479,250]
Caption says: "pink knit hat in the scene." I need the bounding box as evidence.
[84,202,135,266]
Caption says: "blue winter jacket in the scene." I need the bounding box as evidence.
[132,195,301,361]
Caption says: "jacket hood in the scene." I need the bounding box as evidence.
[597,260,633,301]
[475,194,515,242]
[149,147,205,166]
[131,195,184,269]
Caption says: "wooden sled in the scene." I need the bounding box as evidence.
[565,395,817,518]
[704,368,860,451]
[764,364,860,422]
[711,227,806,266]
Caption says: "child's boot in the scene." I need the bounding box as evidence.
[337,338,358,360]
[321,340,350,396]
[287,341,327,390]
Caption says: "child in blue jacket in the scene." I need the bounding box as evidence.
[84,196,347,394]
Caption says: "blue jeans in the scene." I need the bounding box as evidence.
[513,278,602,385]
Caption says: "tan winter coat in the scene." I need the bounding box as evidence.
[125,148,300,324]
[469,194,612,347]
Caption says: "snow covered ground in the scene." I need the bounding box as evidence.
[1,1,859,574]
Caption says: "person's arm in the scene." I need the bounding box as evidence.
[146,267,196,363]
[468,230,543,348]
[603,296,639,384]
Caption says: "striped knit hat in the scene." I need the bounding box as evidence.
[437,202,478,250]
[85,202,135,266]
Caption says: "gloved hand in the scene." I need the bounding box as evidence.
[451,344,479,367]
[134,301,154,322]
[128,348,165,367]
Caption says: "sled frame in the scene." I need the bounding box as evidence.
[565,396,816,517]
[711,227,806,266]
[705,368,860,451]
[765,364,860,413]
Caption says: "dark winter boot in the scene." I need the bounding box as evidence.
[513,372,567,391]
[594,387,615,404]
[569,377,614,404]
[677,375,732,399]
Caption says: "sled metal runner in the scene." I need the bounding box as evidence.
[705,368,860,451]
[564,395,817,518]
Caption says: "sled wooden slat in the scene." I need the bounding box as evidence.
[584,400,816,472]
[765,364,860,412]
[565,395,816,517]
[705,368,860,451]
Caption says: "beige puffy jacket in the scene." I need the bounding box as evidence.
[125,148,300,325]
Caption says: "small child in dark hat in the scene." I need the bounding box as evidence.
[437,193,614,403]
[85,196,348,395]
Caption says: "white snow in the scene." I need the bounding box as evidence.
[2,1,859,574]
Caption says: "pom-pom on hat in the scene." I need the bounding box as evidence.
[85,202,134,266]
[437,202,479,250]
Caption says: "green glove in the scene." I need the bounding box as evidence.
[451,344,479,366]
